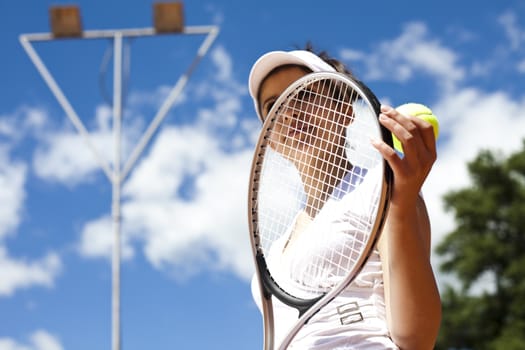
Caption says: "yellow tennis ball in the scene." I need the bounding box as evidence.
[393,103,440,153]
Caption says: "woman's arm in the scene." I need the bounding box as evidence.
[373,105,442,350]
[378,195,441,349]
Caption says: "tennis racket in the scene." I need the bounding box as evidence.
[248,71,393,349]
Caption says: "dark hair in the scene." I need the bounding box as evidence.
[302,42,355,77]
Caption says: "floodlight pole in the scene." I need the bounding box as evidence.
[112,31,123,350]
[20,23,219,350]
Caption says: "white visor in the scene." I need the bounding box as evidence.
[248,50,336,121]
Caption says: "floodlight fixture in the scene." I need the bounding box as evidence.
[153,2,185,33]
[49,5,83,38]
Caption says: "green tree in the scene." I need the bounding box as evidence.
[435,140,525,350]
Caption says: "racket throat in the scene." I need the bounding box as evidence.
[255,253,325,317]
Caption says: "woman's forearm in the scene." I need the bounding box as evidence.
[380,197,442,350]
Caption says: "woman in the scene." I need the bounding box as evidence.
[249,46,442,349]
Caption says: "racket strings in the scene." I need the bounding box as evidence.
[256,76,383,298]
[277,80,359,215]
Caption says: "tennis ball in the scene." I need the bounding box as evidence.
[393,103,440,153]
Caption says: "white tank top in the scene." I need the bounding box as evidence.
[251,166,399,349]
[251,249,398,349]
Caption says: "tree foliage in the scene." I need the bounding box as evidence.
[435,140,525,350]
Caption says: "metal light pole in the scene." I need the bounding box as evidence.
[19,4,219,350]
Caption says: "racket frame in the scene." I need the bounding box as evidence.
[248,71,393,350]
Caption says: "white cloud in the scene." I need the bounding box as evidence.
[337,19,525,291]
[77,215,134,261]
[517,58,525,73]
[77,124,256,280]
[76,45,258,280]
[0,247,62,297]
[31,101,153,187]
[423,86,525,288]
[23,108,48,132]
[126,84,181,111]
[125,137,254,279]
[340,22,464,90]
[31,104,117,185]
[65,24,525,291]
[124,126,211,199]
[0,330,63,350]
[498,11,525,51]
[33,131,111,185]
[30,44,246,192]
[0,146,27,240]
[0,112,63,299]
[210,45,233,82]
[336,19,525,248]
[0,106,48,143]
[467,11,525,78]
[0,117,15,138]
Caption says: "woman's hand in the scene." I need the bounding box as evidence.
[372,104,437,206]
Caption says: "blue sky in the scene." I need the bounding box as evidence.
[1,0,525,349]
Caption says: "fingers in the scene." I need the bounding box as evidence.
[371,104,438,201]
[379,105,437,157]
